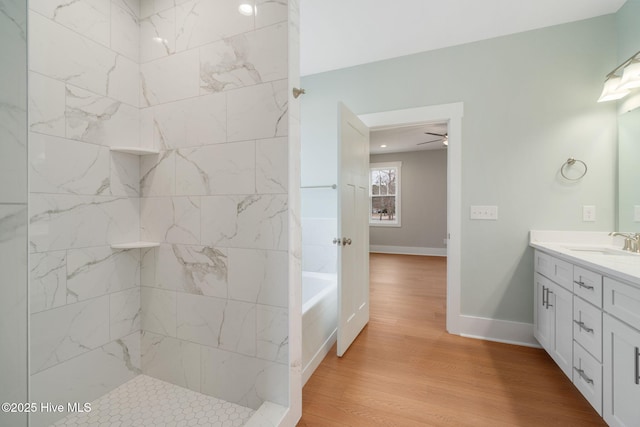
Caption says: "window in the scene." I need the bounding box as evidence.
[369,161,401,226]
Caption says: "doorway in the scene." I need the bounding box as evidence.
[368,121,448,256]
[335,105,451,357]
[299,102,463,382]
[358,102,463,335]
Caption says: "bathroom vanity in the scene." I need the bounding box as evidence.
[530,231,640,427]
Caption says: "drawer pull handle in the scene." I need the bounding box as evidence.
[574,367,594,385]
[573,280,594,290]
[573,320,594,334]
[635,347,640,385]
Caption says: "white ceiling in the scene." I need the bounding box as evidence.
[370,122,448,155]
[299,0,627,76]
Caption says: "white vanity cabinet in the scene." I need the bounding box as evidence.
[602,278,640,427]
[534,250,604,414]
[533,247,640,425]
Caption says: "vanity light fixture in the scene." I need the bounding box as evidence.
[598,76,629,102]
[598,50,640,102]
[380,144,387,148]
[619,59,640,90]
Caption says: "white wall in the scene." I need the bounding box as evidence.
[300,139,338,274]
[301,15,618,324]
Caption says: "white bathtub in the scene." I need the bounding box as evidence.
[301,272,337,385]
[302,272,336,312]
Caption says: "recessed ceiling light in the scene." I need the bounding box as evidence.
[380,144,387,148]
[238,3,254,16]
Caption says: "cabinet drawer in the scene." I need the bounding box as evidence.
[535,250,572,290]
[573,296,603,361]
[604,277,640,331]
[573,341,602,416]
[573,266,603,308]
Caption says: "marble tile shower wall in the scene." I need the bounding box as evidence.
[28,1,143,425]
[28,0,290,422]
[137,0,290,410]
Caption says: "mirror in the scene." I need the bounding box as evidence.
[617,105,640,232]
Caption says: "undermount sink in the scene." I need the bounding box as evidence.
[564,246,638,256]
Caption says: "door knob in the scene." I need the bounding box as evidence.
[333,237,352,246]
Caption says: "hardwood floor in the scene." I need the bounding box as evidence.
[297,254,606,427]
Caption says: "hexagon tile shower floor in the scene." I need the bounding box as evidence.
[52,375,255,427]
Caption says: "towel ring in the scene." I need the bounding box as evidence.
[560,158,587,181]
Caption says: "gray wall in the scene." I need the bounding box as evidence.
[369,150,447,250]
[0,1,28,426]
[301,15,618,323]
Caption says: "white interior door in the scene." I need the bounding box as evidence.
[337,102,370,357]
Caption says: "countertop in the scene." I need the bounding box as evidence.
[530,230,640,288]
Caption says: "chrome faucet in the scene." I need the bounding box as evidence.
[609,232,640,253]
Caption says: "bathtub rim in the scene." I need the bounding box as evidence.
[301,271,337,314]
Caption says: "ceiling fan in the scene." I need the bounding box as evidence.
[417,132,448,146]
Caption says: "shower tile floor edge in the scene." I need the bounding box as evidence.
[52,374,255,427]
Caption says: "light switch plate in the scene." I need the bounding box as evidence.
[470,205,498,220]
[583,205,596,222]
[634,206,640,222]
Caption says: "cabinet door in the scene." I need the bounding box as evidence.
[534,273,553,351]
[603,314,640,427]
[549,280,573,379]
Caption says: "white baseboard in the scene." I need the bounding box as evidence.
[302,329,337,386]
[459,315,541,348]
[369,245,446,257]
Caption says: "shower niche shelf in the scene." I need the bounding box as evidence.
[110,146,160,155]
[111,241,160,249]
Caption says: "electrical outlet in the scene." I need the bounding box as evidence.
[470,205,498,220]
[583,205,596,222]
